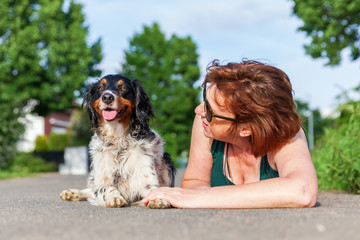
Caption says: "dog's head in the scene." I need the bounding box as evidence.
[84,74,154,133]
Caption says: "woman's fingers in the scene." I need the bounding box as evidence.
[142,187,173,205]
[142,187,202,208]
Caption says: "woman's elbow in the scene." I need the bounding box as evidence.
[295,181,318,208]
[300,190,318,208]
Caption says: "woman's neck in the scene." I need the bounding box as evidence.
[226,135,252,153]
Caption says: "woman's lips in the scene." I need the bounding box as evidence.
[202,121,208,128]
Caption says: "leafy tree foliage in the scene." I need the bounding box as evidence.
[0,101,24,168]
[120,23,201,159]
[0,0,102,116]
[0,0,102,168]
[292,0,360,66]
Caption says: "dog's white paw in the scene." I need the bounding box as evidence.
[106,196,127,208]
[60,189,85,201]
[104,189,127,207]
[147,199,172,209]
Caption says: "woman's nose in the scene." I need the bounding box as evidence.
[195,102,205,116]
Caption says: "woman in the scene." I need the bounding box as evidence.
[143,60,318,208]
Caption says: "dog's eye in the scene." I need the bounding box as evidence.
[98,85,104,91]
[119,85,126,91]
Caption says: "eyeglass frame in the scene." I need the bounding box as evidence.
[203,88,242,123]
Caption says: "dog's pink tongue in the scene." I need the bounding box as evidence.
[102,110,118,120]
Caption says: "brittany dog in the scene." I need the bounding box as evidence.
[60,74,176,208]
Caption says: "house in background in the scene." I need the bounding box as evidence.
[44,112,71,136]
[17,112,71,152]
[17,110,89,175]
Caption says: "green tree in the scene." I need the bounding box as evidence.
[120,23,201,159]
[0,101,24,168]
[0,0,102,169]
[292,0,360,66]
[0,0,102,116]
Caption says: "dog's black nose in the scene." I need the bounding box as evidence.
[102,93,114,104]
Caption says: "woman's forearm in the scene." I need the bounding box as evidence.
[188,177,317,209]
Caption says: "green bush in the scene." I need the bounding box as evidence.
[34,136,48,151]
[48,132,70,151]
[312,103,360,194]
[10,152,57,173]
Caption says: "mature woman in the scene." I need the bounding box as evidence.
[143,60,318,208]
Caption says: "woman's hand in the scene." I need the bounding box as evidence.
[142,187,205,208]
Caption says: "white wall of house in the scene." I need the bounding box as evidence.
[17,114,45,152]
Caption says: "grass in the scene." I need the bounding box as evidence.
[0,170,32,180]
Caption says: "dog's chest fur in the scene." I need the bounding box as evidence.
[88,123,166,202]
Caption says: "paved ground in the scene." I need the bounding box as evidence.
[0,169,359,240]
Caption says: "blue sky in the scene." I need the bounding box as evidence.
[76,0,359,115]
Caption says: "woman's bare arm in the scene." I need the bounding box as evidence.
[181,115,213,190]
[143,129,318,208]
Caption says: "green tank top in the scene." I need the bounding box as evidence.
[210,140,279,187]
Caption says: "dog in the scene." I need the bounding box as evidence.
[60,74,176,208]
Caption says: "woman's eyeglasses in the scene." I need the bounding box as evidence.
[203,88,241,123]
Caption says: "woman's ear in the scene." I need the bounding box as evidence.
[239,124,252,137]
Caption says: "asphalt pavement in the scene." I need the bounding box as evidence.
[0,169,359,240]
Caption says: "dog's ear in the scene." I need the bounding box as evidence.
[131,79,154,129]
[83,83,100,129]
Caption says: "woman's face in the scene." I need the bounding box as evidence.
[195,84,238,141]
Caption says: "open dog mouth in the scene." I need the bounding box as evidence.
[102,107,128,121]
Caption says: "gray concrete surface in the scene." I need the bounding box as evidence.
[0,169,359,240]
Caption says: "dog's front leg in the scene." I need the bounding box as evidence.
[141,167,172,209]
[144,186,172,209]
[60,188,92,201]
[90,186,127,207]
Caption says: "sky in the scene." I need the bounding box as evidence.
[76,0,359,116]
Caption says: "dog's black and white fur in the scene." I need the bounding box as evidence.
[60,74,176,208]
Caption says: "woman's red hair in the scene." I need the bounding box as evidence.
[203,60,302,157]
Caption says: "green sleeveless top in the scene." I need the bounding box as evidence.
[210,140,279,187]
